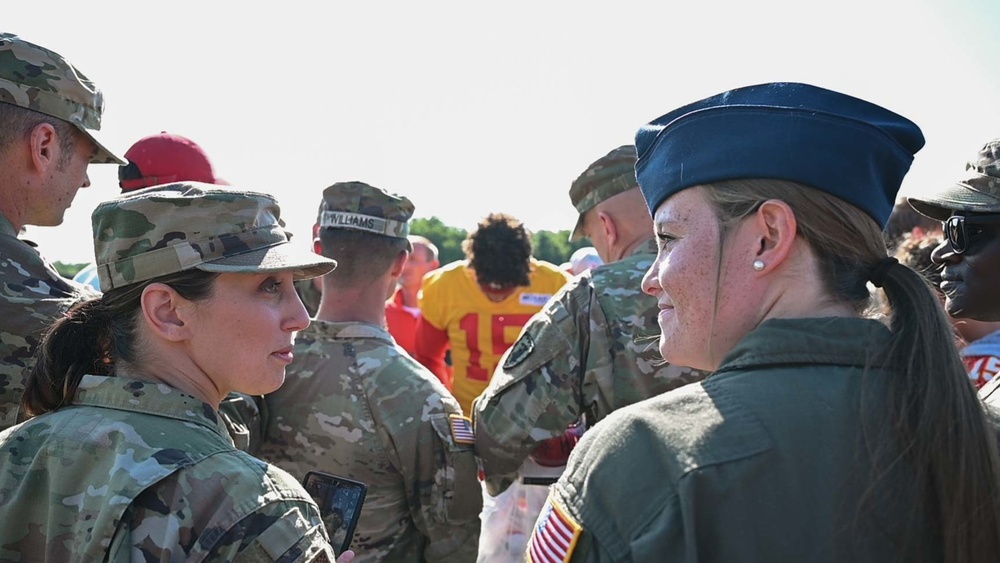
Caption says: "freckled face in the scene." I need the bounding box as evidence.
[640,186,760,371]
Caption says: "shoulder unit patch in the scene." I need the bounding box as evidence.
[502,333,535,370]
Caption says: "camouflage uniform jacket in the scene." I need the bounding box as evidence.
[0,375,335,562]
[259,321,482,563]
[0,213,96,431]
[473,238,706,495]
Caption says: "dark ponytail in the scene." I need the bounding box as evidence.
[875,260,1000,561]
[21,269,219,418]
[22,298,114,417]
[706,179,1000,563]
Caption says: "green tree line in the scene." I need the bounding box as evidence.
[409,217,592,266]
[53,216,594,279]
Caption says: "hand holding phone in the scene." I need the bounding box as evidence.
[302,471,368,554]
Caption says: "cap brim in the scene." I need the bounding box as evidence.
[76,124,125,165]
[197,241,337,280]
[907,181,1000,221]
[568,214,586,242]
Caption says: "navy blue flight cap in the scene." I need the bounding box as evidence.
[635,82,925,228]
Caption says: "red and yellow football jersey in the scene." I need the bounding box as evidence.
[417,259,570,414]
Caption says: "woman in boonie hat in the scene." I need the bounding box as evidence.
[528,84,1000,563]
[0,182,354,562]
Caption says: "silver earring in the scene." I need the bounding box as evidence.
[752,260,765,271]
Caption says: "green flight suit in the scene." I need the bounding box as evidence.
[535,317,943,563]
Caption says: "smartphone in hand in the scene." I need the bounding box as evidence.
[302,471,368,554]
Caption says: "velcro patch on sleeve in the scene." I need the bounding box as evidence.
[449,414,475,445]
[528,495,582,563]
[502,332,534,370]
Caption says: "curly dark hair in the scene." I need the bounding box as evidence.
[893,229,944,295]
[462,212,533,288]
[883,199,940,253]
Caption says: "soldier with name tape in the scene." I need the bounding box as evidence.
[473,145,707,496]
[258,181,482,563]
[471,146,707,560]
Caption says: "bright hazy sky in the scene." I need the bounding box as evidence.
[9,0,1000,263]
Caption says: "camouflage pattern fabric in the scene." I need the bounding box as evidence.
[908,137,1000,220]
[0,32,122,164]
[568,145,639,242]
[0,375,335,562]
[0,213,97,432]
[317,181,413,240]
[91,183,335,291]
[295,278,323,318]
[219,391,269,455]
[259,321,482,563]
[473,238,708,495]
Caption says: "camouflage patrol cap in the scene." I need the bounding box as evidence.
[318,181,414,245]
[908,138,1000,220]
[0,33,123,164]
[568,145,639,241]
[92,182,337,292]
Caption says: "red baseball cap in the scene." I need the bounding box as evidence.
[118,132,225,192]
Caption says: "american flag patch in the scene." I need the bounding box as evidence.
[528,496,582,563]
[449,414,475,445]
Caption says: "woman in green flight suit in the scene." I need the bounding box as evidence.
[527,83,1000,563]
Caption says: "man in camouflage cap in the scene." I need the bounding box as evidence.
[472,146,708,549]
[908,137,1000,323]
[259,181,482,563]
[907,139,1000,406]
[0,32,124,431]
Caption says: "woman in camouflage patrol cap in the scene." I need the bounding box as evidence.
[0,183,354,562]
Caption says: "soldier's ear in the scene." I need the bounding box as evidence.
[596,210,618,247]
[27,122,59,174]
[390,249,408,277]
[747,199,798,273]
[140,282,194,342]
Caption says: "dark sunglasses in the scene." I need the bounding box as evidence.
[943,214,1000,254]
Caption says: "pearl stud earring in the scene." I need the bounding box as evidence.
[752,260,765,271]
